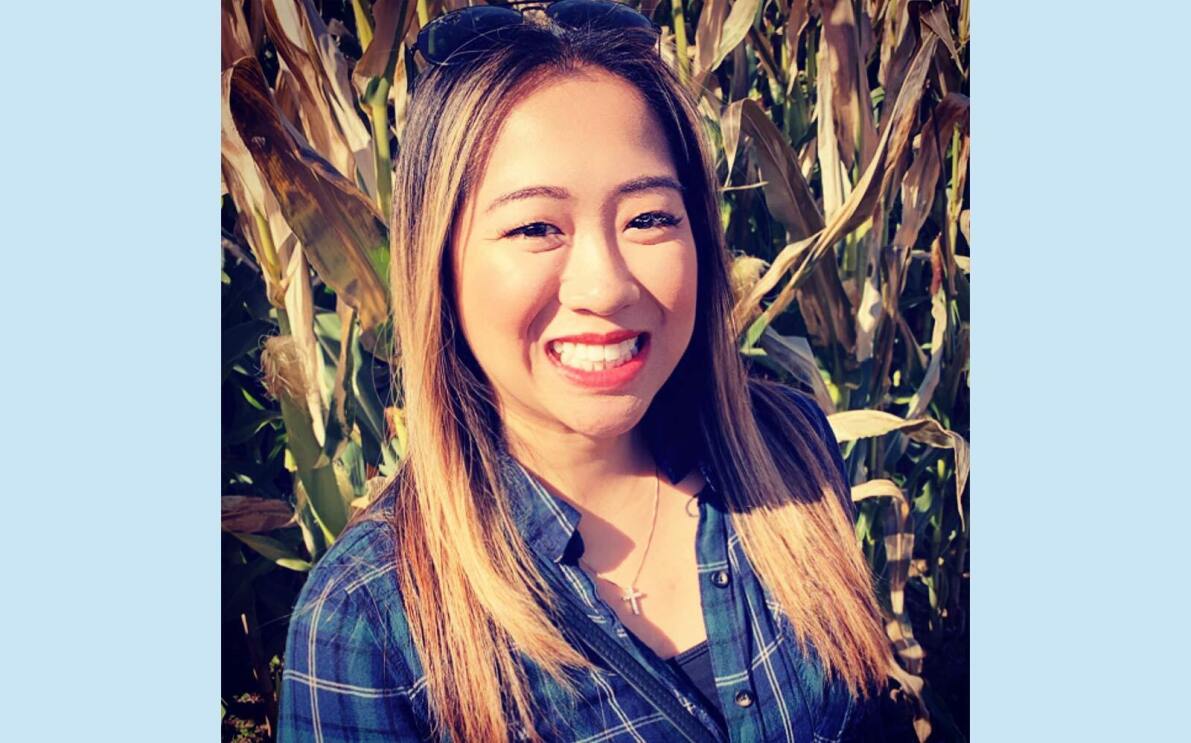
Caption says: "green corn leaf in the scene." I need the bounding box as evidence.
[230,532,312,573]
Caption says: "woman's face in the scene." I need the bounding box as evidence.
[449,68,698,442]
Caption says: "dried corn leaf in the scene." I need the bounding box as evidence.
[886,619,930,740]
[816,36,846,217]
[226,57,389,333]
[931,92,971,135]
[282,241,330,446]
[221,65,299,308]
[264,0,375,194]
[693,0,728,89]
[756,329,836,413]
[274,67,304,133]
[720,99,744,185]
[354,0,418,82]
[829,406,969,527]
[851,478,913,615]
[794,260,856,351]
[820,0,878,171]
[221,496,295,533]
[802,35,860,351]
[784,0,811,81]
[390,37,412,137]
[740,98,824,239]
[920,0,965,76]
[692,0,764,92]
[885,614,926,673]
[906,288,946,420]
[892,121,941,249]
[798,135,817,180]
[852,238,883,362]
[323,301,358,460]
[877,0,915,113]
[222,0,257,69]
[734,33,938,331]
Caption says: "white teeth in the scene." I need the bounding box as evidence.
[552,335,642,371]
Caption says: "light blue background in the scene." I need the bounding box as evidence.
[974,1,1191,740]
[2,1,1188,740]
[2,1,218,739]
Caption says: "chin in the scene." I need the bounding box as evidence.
[557,398,651,439]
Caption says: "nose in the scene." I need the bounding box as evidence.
[558,224,640,316]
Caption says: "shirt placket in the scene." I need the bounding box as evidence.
[697,497,767,742]
[512,454,733,741]
[555,555,730,742]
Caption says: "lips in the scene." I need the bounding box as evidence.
[544,332,651,390]
[547,329,644,345]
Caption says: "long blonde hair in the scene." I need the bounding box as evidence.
[387,23,888,742]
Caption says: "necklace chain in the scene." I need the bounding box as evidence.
[579,462,660,616]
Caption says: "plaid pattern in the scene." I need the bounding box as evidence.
[279,389,889,742]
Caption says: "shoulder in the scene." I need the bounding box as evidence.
[280,485,433,740]
[746,378,854,514]
[747,378,837,451]
[296,495,401,615]
[286,483,421,679]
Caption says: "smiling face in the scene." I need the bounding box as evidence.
[449,68,698,443]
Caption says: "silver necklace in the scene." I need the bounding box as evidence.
[579,462,660,616]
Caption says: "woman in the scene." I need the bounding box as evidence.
[280,3,901,741]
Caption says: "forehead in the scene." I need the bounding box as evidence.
[474,69,677,197]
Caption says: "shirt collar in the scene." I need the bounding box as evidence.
[496,421,708,564]
[498,450,583,563]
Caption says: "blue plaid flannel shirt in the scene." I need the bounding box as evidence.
[279,389,893,742]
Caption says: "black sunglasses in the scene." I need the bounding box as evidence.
[416,0,660,67]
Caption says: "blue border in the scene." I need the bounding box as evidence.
[4,3,217,740]
[976,2,1191,740]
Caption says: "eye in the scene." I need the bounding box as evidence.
[502,221,563,240]
[628,211,683,230]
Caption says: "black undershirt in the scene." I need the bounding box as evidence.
[665,640,726,730]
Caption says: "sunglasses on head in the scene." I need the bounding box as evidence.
[416,0,660,67]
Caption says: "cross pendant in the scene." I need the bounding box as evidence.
[622,586,646,615]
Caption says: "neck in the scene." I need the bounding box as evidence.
[501,412,654,513]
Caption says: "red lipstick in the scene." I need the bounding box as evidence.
[544,332,650,390]
[547,329,643,345]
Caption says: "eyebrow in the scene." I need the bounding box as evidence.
[484,175,685,214]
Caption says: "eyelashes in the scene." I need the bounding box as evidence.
[627,211,683,230]
[502,211,684,241]
[503,222,562,240]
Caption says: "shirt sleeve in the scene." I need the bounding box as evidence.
[278,563,428,743]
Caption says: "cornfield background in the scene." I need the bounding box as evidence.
[220,0,970,740]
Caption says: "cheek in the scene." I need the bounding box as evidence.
[640,241,699,327]
[456,249,556,348]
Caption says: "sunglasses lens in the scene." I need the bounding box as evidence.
[417,6,524,66]
[547,0,657,34]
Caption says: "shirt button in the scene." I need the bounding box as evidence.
[734,690,755,708]
[711,570,731,587]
